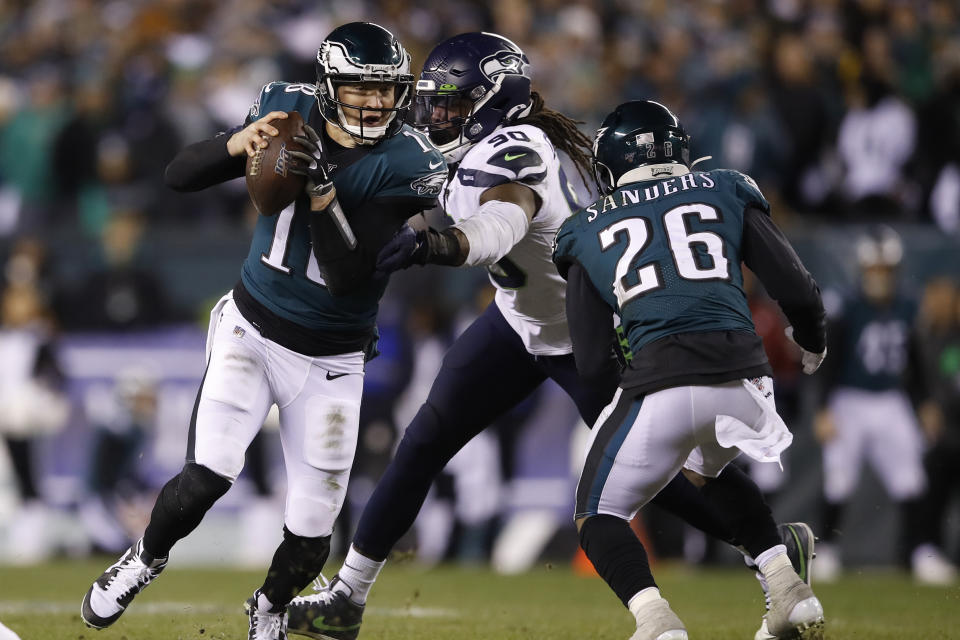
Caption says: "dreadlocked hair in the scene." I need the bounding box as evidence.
[513,91,594,186]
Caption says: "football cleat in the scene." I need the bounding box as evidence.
[781,522,816,585]
[911,543,957,586]
[80,538,167,629]
[629,598,687,640]
[763,559,825,640]
[287,576,364,640]
[245,590,289,640]
[753,522,817,640]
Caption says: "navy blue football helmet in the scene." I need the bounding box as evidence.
[413,32,532,162]
[593,100,691,195]
[315,22,414,144]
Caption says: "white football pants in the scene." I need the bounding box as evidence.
[191,293,364,537]
[823,387,925,502]
[576,377,790,520]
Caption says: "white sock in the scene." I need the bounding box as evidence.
[627,586,662,621]
[756,544,789,575]
[334,545,386,605]
[257,591,277,613]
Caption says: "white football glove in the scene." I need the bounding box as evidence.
[785,326,826,375]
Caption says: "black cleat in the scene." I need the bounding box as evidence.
[780,522,816,585]
[287,576,364,640]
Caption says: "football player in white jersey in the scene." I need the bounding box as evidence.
[286,33,812,640]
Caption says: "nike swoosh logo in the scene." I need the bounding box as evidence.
[428,159,443,169]
[312,616,362,632]
[504,153,527,161]
[326,371,349,381]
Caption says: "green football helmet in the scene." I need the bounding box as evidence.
[592,100,691,194]
[315,22,414,144]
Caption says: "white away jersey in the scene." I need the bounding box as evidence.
[440,124,580,354]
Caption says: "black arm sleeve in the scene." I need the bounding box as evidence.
[164,135,245,192]
[566,261,622,382]
[742,206,826,354]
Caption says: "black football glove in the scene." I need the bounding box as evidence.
[373,225,463,278]
[288,124,333,199]
[374,225,425,278]
[289,123,356,249]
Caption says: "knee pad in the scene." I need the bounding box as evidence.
[285,476,347,538]
[169,462,232,517]
[190,411,251,480]
[144,462,232,557]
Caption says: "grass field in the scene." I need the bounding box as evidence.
[1,558,958,639]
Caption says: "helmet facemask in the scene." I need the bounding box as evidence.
[412,83,485,163]
[413,33,533,164]
[315,36,414,145]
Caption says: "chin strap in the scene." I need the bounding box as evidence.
[336,105,394,144]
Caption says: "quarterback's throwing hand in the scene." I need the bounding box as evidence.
[374,225,425,278]
[785,326,827,375]
[227,111,289,157]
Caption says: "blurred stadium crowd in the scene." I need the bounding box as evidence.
[0,0,958,584]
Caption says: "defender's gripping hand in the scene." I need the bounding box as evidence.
[374,225,427,278]
[288,124,336,209]
[785,326,827,375]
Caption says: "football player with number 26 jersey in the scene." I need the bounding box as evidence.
[80,22,444,640]
[552,100,828,640]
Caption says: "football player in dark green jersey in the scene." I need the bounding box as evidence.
[81,22,445,640]
[813,227,929,583]
[553,100,827,640]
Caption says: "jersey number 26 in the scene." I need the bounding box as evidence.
[599,203,730,306]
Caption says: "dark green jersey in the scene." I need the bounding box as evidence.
[554,169,766,355]
[832,295,916,391]
[238,82,445,334]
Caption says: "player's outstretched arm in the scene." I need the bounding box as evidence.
[741,206,827,359]
[164,111,288,192]
[374,182,538,275]
[453,183,539,266]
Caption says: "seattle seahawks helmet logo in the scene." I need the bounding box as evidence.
[411,171,446,196]
[479,50,527,82]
